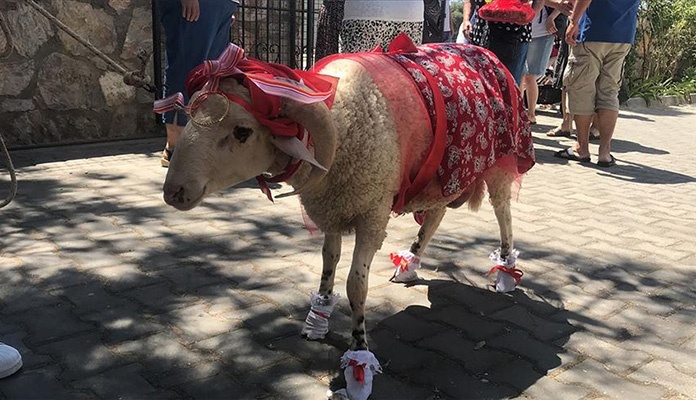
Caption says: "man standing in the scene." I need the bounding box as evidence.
[554,0,640,167]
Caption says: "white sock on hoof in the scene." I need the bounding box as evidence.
[302,292,340,340]
[488,248,522,293]
[336,350,381,400]
[389,250,421,283]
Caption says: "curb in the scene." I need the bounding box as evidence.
[623,93,696,110]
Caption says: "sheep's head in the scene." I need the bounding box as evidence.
[163,80,277,210]
[163,78,337,211]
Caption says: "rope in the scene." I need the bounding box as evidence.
[25,0,156,92]
[0,132,17,209]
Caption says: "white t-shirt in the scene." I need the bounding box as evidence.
[530,7,552,39]
[343,0,424,22]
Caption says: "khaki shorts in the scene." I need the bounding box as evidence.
[564,42,632,115]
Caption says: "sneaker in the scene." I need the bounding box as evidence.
[0,343,22,379]
[161,147,173,168]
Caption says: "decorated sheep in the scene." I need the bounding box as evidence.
[157,33,534,399]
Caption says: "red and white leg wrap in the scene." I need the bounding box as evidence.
[487,248,522,293]
[389,250,421,283]
[330,350,382,400]
[302,292,339,340]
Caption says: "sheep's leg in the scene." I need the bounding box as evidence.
[486,169,520,293]
[320,233,341,295]
[301,233,342,340]
[347,215,388,351]
[409,207,447,257]
[486,170,514,259]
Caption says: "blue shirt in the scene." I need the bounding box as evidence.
[579,0,640,44]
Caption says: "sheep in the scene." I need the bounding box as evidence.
[159,34,534,399]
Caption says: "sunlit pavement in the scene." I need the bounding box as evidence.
[1,105,694,399]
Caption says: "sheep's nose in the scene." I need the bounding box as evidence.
[163,182,185,206]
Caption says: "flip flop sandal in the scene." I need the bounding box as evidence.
[553,148,591,163]
[547,128,571,137]
[597,155,616,168]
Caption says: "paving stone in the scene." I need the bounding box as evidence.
[7,303,94,345]
[112,331,205,371]
[194,328,287,371]
[418,330,515,374]
[80,305,163,344]
[376,311,443,343]
[607,306,694,344]
[410,304,507,341]
[35,333,124,381]
[489,305,576,341]
[562,331,651,374]
[410,358,518,399]
[170,303,236,343]
[0,365,77,400]
[369,329,442,374]
[268,334,343,375]
[371,373,435,399]
[629,360,696,398]
[175,373,267,399]
[521,375,592,400]
[52,281,130,314]
[71,363,159,398]
[555,359,666,399]
[486,330,564,372]
[4,107,696,398]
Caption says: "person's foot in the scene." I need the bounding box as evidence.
[553,147,591,163]
[161,147,173,168]
[528,115,537,125]
[546,127,571,137]
[0,343,22,379]
[597,154,616,168]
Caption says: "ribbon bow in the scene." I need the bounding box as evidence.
[348,359,366,384]
[487,265,524,284]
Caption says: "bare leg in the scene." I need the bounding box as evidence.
[485,168,514,259]
[596,108,619,163]
[572,113,594,159]
[561,88,574,132]
[347,213,388,350]
[409,207,447,257]
[522,74,539,123]
[319,233,341,295]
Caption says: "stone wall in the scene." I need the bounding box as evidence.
[0,0,159,149]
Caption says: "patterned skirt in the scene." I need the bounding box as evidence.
[341,20,424,53]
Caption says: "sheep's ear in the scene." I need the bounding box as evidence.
[276,100,337,198]
[270,135,327,171]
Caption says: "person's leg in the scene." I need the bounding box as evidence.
[522,74,538,122]
[563,43,602,160]
[572,113,593,158]
[594,43,631,164]
[595,108,619,161]
[547,87,574,136]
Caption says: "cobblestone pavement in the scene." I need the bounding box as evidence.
[1,105,695,400]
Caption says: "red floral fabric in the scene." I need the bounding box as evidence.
[385,39,535,201]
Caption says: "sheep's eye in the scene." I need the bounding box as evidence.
[233,126,253,143]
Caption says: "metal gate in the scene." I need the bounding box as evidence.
[232,0,320,70]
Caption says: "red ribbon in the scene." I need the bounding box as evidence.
[348,359,366,384]
[390,253,411,273]
[487,265,523,284]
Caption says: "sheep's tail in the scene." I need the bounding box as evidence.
[467,178,487,212]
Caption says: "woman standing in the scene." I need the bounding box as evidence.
[521,6,560,123]
[341,0,424,53]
